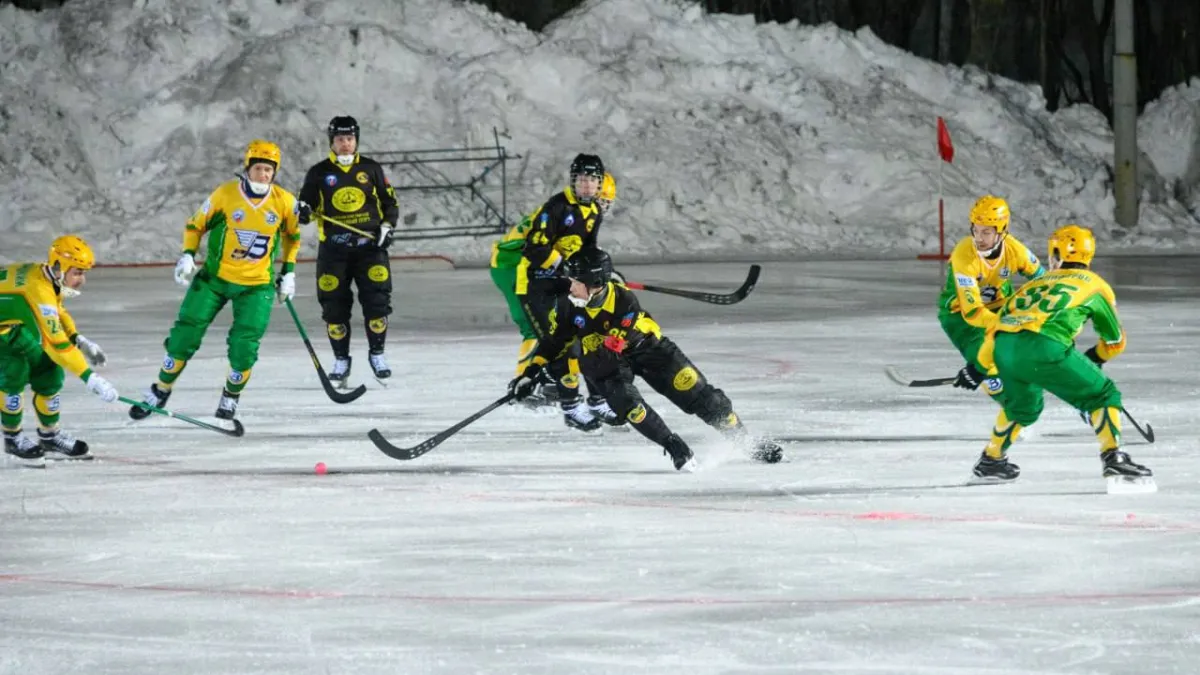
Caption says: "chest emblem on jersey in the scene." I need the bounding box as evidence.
[231,209,245,223]
[231,229,271,261]
[574,315,585,328]
[331,187,366,212]
[581,333,605,354]
[621,312,635,327]
[324,175,338,187]
[565,215,575,227]
[1000,267,1011,279]
[355,171,370,184]
[266,211,278,225]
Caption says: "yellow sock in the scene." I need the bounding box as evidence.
[515,339,537,377]
[1089,406,1121,453]
[984,409,1023,460]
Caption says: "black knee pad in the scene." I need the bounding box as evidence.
[690,386,734,427]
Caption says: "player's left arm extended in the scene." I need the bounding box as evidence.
[1087,287,1125,362]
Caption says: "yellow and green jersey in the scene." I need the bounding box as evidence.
[979,267,1125,372]
[490,214,534,270]
[183,179,302,286]
[0,263,91,381]
[938,236,1045,327]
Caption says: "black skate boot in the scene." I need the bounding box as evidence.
[368,351,391,383]
[972,452,1020,482]
[4,432,45,467]
[1101,450,1156,493]
[561,397,602,432]
[587,395,623,426]
[662,434,695,471]
[750,439,784,464]
[129,384,170,420]
[328,356,352,389]
[38,428,91,460]
[215,389,240,421]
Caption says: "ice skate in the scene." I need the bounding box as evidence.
[587,395,623,426]
[215,389,240,421]
[368,351,391,385]
[129,383,170,421]
[328,356,352,389]
[663,434,696,471]
[38,428,91,460]
[562,398,602,432]
[4,432,45,468]
[970,452,1020,483]
[1102,450,1156,494]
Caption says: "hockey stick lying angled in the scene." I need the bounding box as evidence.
[884,366,1156,443]
[120,396,244,437]
[368,392,517,460]
[314,212,376,239]
[620,264,761,305]
[283,299,367,404]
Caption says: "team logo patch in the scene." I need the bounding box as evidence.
[985,378,1004,394]
[228,369,245,384]
[327,323,348,339]
[38,303,58,318]
[318,274,340,292]
[621,312,635,328]
[3,393,21,412]
[627,403,647,424]
[324,175,338,187]
[231,209,245,223]
[368,318,387,333]
[355,171,370,184]
[999,267,1010,279]
[162,356,176,370]
[367,265,389,282]
[266,211,278,225]
[980,287,998,303]
[44,394,61,413]
[564,215,575,227]
[560,373,579,389]
[331,186,366,212]
[672,367,699,392]
[954,274,976,287]
[573,315,585,328]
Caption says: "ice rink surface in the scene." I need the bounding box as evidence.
[1,258,1197,675]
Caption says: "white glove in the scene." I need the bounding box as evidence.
[174,253,197,287]
[85,373,118,404]
[377,224,394,249]
[276,271,296,303]
[75,335,107,368]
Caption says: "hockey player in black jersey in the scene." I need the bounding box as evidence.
[298,116,399,385]
[507,248,785,470]
[516,153,610,431]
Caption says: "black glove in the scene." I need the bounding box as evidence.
[953,362,985,391]
[296,201,312,225]
[508,363,545,400]
[378,224,395,250]
[1084,346,1105,368]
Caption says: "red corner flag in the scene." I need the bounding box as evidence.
[937,116,954,163]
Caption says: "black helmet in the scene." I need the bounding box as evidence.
[327,116,360,143]
[569,153,604,180]
[565,248,613,288]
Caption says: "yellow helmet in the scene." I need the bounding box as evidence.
[1048,224,1096,266]
[244,139,281,169]
[600,172,617,202]
[969,195,1010,233]
[48,235,95,273]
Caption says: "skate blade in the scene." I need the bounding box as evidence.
[45,454,95,462]
[373,376,391,389]
[967,474,1018,486]
[1106,476,1157,494]
[3,455,46,469]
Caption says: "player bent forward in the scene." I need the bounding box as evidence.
[972,225,1153,491]
[1,236,118,465]
[130,139,302,423]
[507,248,783,470]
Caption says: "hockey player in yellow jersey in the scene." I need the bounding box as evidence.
[970,225,1153,491]
[1,236,118,465]
[936,195,1044,403]
[129,139,302,424]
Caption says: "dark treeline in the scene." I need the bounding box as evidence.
[473,0,1200,123]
